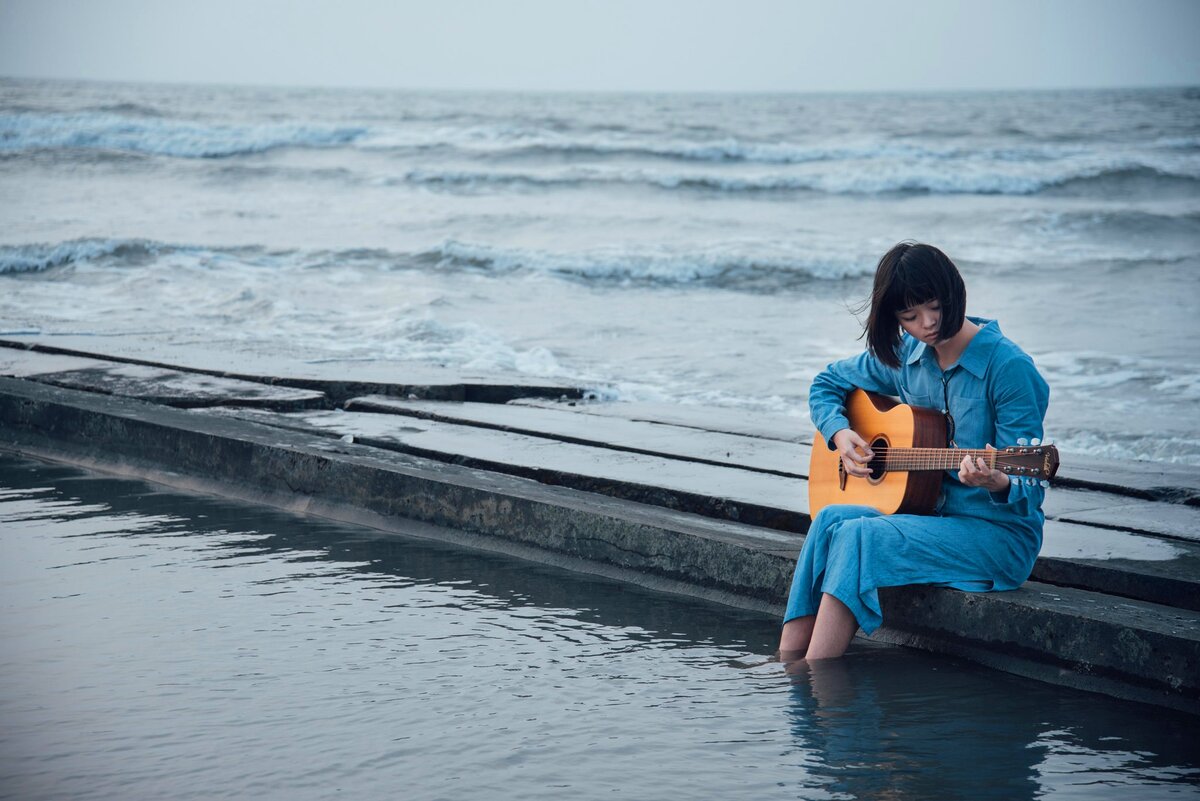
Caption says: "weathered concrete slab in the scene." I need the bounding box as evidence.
[204,406,809,533]
[510,396,805,441]
[0,337,584,405]
[348,398,1200,546]
[1038,520,1200,612]
[875,581,1200,710]
[0,348,326,410]
[202,406,1200,614]
[1054,452,1200,505]
[337,399,1200,549]
[512,397,1200,506]
[1,375,1197,714]
[1057,502,1200,545]
[346,395,805,476]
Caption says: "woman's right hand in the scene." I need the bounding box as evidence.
[832,428,875,478]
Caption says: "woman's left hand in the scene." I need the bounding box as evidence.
[958,445,1010,493]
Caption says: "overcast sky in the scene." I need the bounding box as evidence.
[1,0,1197,93]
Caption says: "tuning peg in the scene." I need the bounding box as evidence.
[1017,437,1028,446]
[1040,480,1050,488]
[1030,437,1041,446]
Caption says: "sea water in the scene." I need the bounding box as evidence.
[1,78,1198,462]
[1,454,1198,800]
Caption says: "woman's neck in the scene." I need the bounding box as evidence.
[932,318,981,370]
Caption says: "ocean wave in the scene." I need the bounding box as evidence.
[1017,207,1200,240]
[392,161,1200,196]
[360,126,1101,165]
[468,136,868,164]
[1040,165,1200,196]
[85,102,164,118]
[413,239,874,285]
[0,238,166,275]
[1155,135,1200,150]
[0,236,879,289]
[0,112,366,158]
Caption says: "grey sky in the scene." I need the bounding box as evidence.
[1,0,1197,92]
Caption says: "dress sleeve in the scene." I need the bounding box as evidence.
[809,349,901,450]
[986,354,1051,516]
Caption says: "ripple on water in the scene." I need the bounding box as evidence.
[1,454,1197,801]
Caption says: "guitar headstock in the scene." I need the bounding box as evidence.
[996,443,1060,480]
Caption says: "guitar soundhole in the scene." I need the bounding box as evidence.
[867,436,888,483]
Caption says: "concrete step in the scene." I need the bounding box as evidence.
[353,397,1200,542]
[202,406,1200,614]
[0,337,583,404]
[204,406,810,533]
[348,395,805,476]
[512,396,1200,505]
[0,348,326,411]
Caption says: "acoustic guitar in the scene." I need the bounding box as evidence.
[808,389,1060,518]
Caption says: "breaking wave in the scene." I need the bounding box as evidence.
[392,162,1200,196]
[0,239,166,275]
[0,112,366,158]
[0,237,877,288]
[412,239,875,285]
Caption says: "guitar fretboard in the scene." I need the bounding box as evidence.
[877,447,999,472]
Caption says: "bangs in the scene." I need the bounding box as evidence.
[885,259,941,315]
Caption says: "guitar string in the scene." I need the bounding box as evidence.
[839,446,1046,471]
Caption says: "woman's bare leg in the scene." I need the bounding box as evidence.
[778,615,815,659]
[804,593,859,660]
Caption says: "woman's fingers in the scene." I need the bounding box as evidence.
[958,452,1001,487]
[842,445,873,476]
[843,458,872,477]
[832,429,874,477]
[845,432,873,462]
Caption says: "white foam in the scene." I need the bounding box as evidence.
[394,155,1199,196]
[361,125,1120,168]
[424,239,873,284]
[359,315,565,377]
[1053,429,1200,466]
[0,112,365,158]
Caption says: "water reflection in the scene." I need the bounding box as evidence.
[784,652,1200,800]
[0,454,781,652]
[3,453,1199,801]
[785,653,1043,800]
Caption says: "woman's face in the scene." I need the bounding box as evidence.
[896,300,942,345]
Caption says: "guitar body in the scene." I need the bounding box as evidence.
[808,389,948,518]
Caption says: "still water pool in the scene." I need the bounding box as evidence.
[1,453,1197,800]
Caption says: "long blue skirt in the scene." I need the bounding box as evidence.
[783,504,1038,635]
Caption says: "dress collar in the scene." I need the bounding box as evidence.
[905,317,1001,378]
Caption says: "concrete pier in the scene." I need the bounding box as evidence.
[1,339,1196,715]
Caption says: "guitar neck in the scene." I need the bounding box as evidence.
[882,447,998,472]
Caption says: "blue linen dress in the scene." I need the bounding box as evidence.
[785,317,1050,635]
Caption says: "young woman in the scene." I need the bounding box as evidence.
[780,242,1050,660]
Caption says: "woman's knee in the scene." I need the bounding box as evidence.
[810,504,878,536]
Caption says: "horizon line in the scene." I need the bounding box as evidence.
[3,72,1197,97]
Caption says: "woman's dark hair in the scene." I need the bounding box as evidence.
[862,242,966,368]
